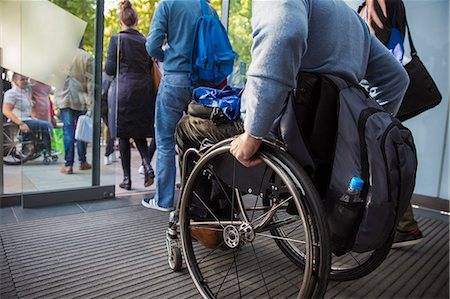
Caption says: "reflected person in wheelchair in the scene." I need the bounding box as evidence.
[3,73,53,159]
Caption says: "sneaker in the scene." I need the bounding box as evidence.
[392,228,423,248]
[141,197,173,212]
[60,166,73,174]
[138,165,145,175]
[104,156,112,165]
[109,152,117,163]
[79,162,92,170]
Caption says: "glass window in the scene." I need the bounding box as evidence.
[227,0,252,88]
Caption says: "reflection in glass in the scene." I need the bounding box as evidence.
[0,1,98,194]
[227,0,252,87]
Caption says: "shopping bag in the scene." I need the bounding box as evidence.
[51,127,64,154]
[75,114,92,143]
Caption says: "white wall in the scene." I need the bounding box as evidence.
[345,0,449,200]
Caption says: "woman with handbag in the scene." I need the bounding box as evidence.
[105,0,156,190]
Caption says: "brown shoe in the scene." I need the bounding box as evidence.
[79,162,92,170]
[60,166,73,174]
[191,225,227,250]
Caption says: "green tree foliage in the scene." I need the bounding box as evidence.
[49,0,252,72]
[228,0,252,72]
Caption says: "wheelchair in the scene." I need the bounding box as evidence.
[165,137,393,298]
[3,121,58,165]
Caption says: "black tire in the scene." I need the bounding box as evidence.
[3,124,35,165]
[169,246,183,272]
[329,234,393,281]
[43,157,51,165]
[179,139,330,299]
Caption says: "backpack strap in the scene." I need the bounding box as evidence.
[321,74,350,91]
[404,13,417,56]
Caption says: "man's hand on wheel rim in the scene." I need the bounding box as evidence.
[230,132,263,167]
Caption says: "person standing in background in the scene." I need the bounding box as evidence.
[142,0,216,211]
[54,38,94,175]
[359,0,423,248]
[105,0,155,190]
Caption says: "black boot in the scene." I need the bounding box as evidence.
[120,176,131,190]
[144,164,155,187]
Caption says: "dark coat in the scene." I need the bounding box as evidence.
[105,29,155,138]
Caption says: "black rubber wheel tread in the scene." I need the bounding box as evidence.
[179,139,330,299]
[329,234,393,281]
[260,140,392,283]
[3,125,35,165]
[169,246,183,272]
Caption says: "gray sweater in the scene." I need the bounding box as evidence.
[242,0,409,137]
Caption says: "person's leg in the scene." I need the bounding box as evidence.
[105,126,115,157]
[148,137,156,162]
[23,119,53,154]
[119,137,132,190]
[142,73,191,211]
[176,115,244,165]
[392,203,423,248]
[59,108,75,171]
[397,204,419,232]
[135,138,154,187]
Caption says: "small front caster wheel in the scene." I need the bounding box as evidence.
[169,246,182,272]
[43,158,51,165]
[51,155,59,162]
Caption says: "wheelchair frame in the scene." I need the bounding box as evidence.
[165,138,392,298]
[3,122,58,165]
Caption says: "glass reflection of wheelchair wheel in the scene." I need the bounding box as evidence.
[177,139,330,299]
[2,123,35,165]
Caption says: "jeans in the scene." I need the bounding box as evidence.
[154,73,191,208]
[23,119,53,153]
[60,108,88,167]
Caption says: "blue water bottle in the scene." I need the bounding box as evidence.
[328,177,365,256]
[340,177,364,203]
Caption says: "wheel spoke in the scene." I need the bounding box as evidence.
[250,243,272,299]
[193,191,226,229]
[251,195,293,228]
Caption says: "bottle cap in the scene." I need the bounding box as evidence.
[350,177,364,191]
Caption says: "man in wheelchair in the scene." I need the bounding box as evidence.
[3,73,54,161]
[175,0,409,247]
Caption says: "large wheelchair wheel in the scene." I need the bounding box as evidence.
[179,140,330,299]
[329,235,393,281]
[3,123,35,165]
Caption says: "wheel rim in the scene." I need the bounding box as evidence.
[3,127,34,165]
[179,146,317,299]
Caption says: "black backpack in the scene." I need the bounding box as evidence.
[280,72,417,255]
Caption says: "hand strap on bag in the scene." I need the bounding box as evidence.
[404,12,417,56]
